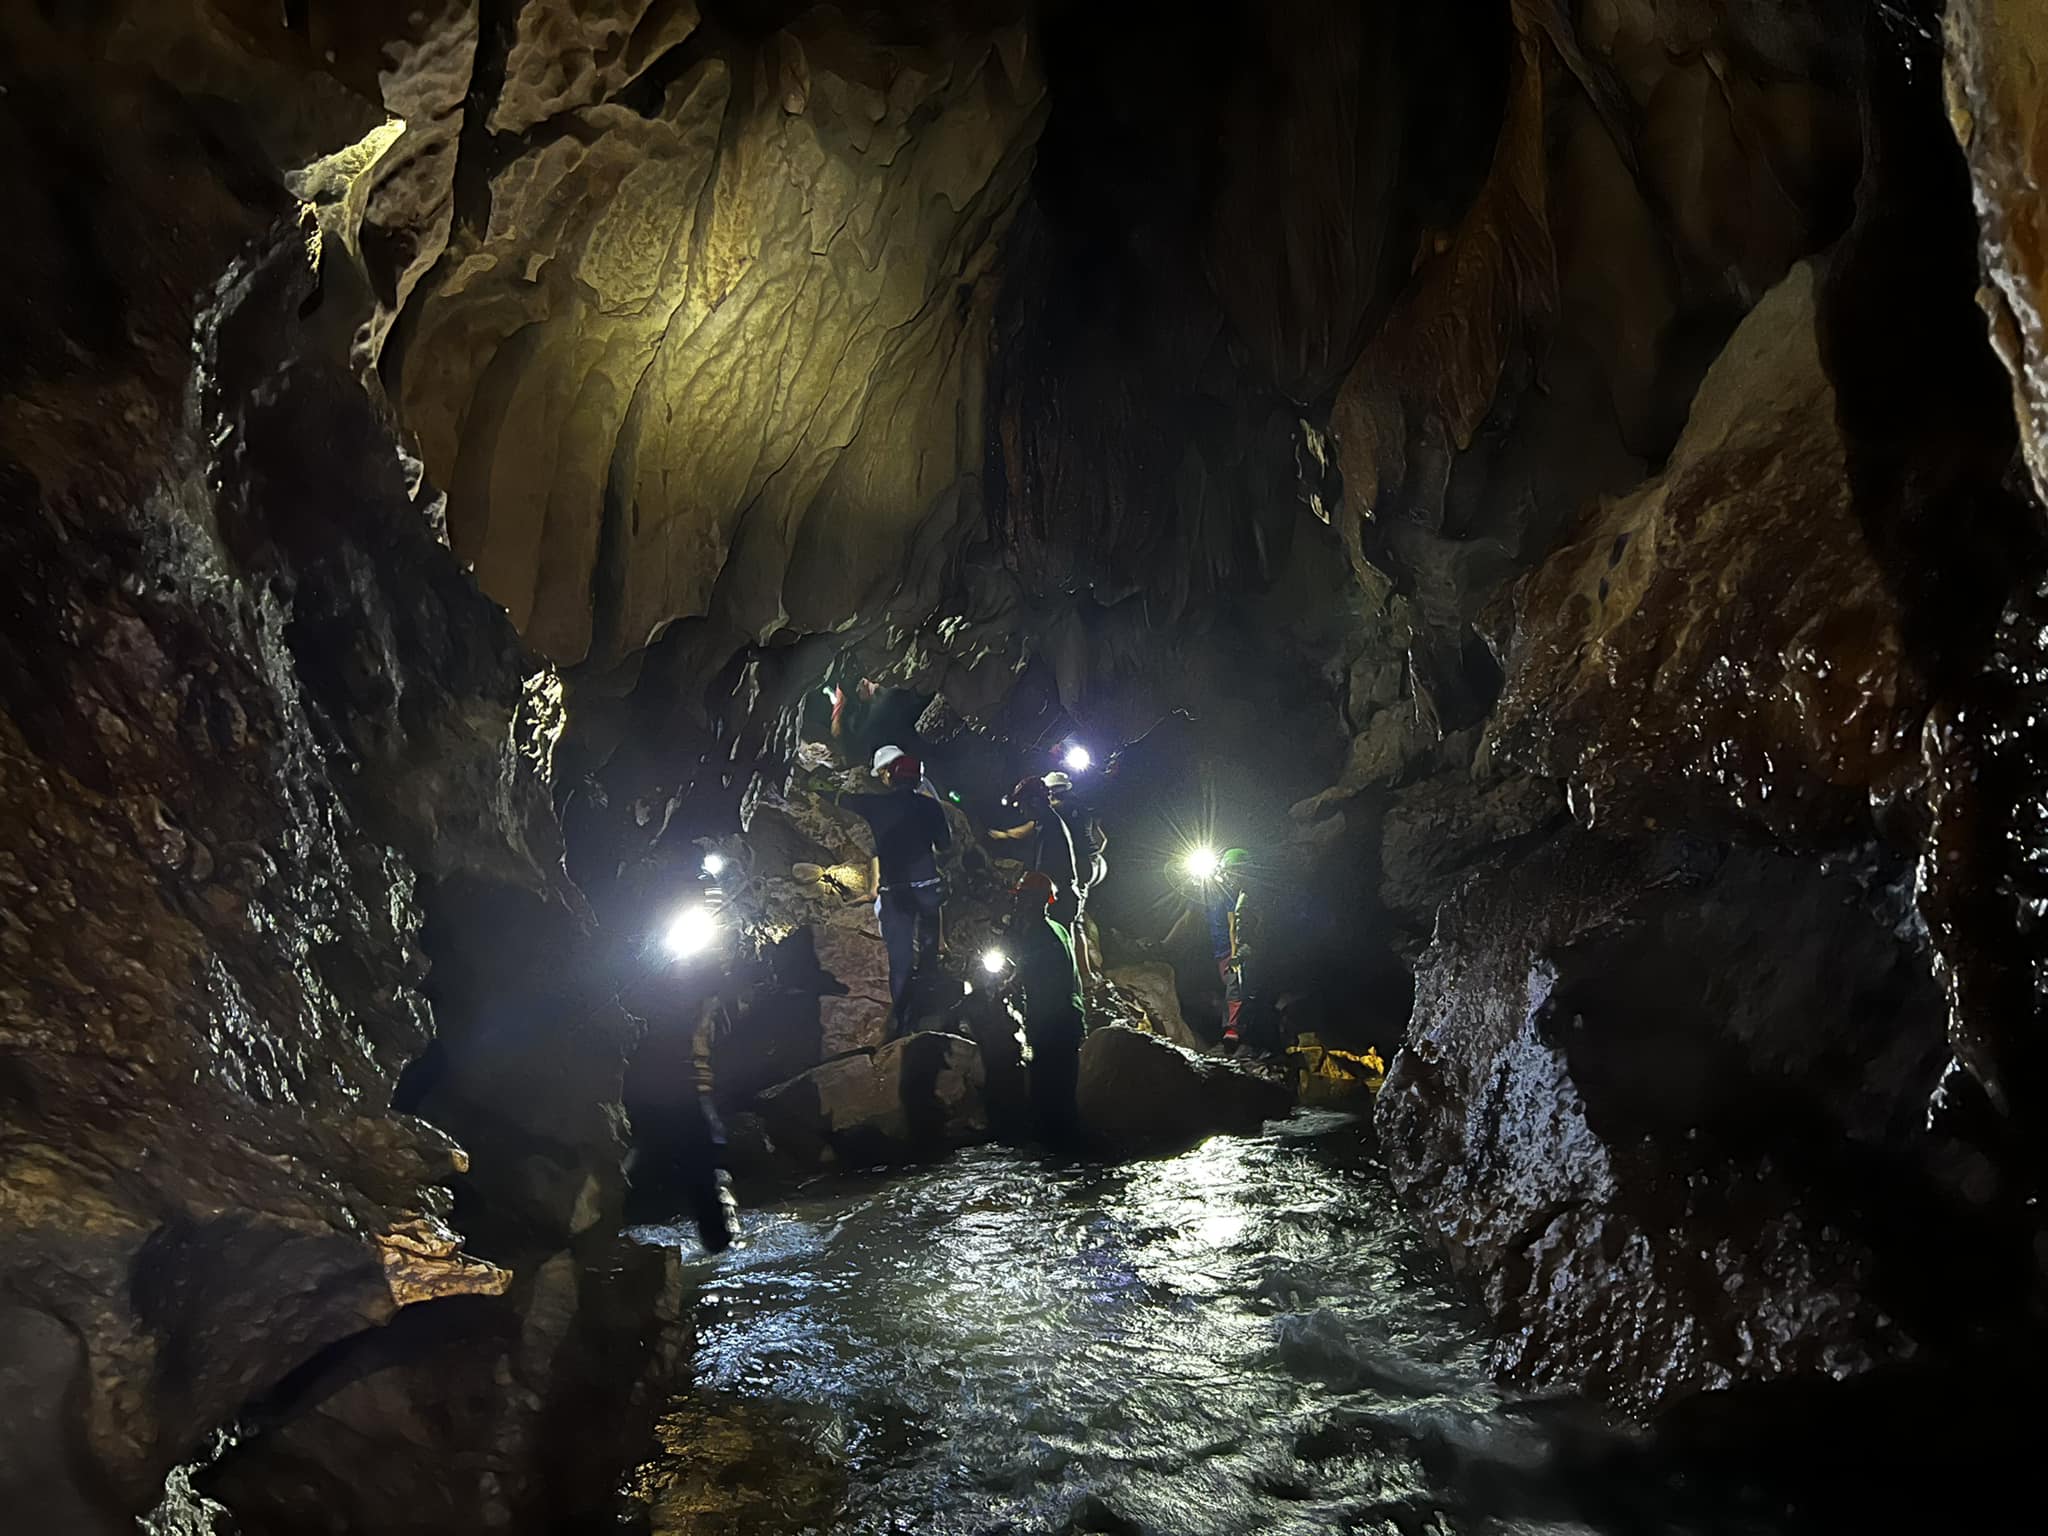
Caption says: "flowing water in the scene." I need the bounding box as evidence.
[617,1114,1910,1536]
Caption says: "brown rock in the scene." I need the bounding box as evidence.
[1947,0,2048,504]
[1492,263,1922,843]
[1075,1026,1293,1157]
[394,18,1047,670]
[753,1031,988,1166]
[1105,961,1202,1051]
[492,0,702,135]
[1377,832,1954,1412]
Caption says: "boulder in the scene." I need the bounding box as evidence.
[753,1033,988,1167]
[1075,1026,1293,1157]
[1375,831,1988,1413]
[1105,961,1204,1051]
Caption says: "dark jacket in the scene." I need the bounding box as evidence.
[1029,809,1080,922]
[1011,912,1083,1034]
[842,787,952,886]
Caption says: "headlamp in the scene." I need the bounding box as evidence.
[1063,743,1092,773]
[701,852,727,877]
[1184,846,1221,882]
[662,905,721,961]
[979,947,1009,976]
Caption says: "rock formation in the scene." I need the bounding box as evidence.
[6,0,2048,1524]
[1075,1027,1294,1158]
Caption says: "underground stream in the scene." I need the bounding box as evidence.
[608,1114,1977,1536]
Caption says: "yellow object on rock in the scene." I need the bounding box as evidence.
[1287,1033,1387,1100]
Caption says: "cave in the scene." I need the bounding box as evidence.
[4,1,2048,1531]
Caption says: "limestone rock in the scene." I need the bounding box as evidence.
[1105,961,1202,1051]
[202,1245,666,1535]
[0,85,498,1525]
[1378,770,1566,937]
[492,0,702,136]
[1376,832,1968,1411]
[753,1032,988,1167]
[0,25,631,1517]
[395,16,1047,671]
[1075,1026,1293,1158]
[1947,0,2048,504]
[1492,263,1921,844]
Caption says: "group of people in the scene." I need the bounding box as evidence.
[630,704,1263,1249]
[836,742,1103,1140]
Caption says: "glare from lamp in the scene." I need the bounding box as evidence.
[663,905,720,960]
[1184,846,1221,882]
[979,947,1008,976]
[702,852,727,877]
[1063,744,1092,773]
[962,979,974,996]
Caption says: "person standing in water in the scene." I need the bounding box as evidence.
[1005,871,1085,1147]
[838,746,950,1037]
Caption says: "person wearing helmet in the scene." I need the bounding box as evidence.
[621,864,749,1252]
[1004,871,1085,1146]
[1042,770,1109,986]
[837,747,951,1036]
[996,775,1080,929]
[1162,847,1254,1050]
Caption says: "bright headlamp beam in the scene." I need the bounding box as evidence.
[702,853,727,877]
[1063,744,1092,772]
[1184,846,1221,882]
[663,905,720,960]
[979,947,1008,976]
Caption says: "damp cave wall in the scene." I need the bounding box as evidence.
[4,0,2048,1524]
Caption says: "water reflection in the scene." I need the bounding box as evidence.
[621,1114,1839,1535]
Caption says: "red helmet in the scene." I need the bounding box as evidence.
[1013,870,1058,909]
[1009,776,1050,808]
[884,753,921,785]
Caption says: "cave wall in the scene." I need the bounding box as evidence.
[1359,0,2048,1409]
[0,10,635,1526]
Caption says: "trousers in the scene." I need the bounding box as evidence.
[878,880,943,1032]
[1026,1010,1083,1147]
[1218,956,1245,1036]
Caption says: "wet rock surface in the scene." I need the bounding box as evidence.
[1493,262,1921,843]
[755,1031,990,1167]
[0,13,641,1526]
[1374,831,2013,1409]
[1076,1026,1294,1158]
[1948,0,2048,502]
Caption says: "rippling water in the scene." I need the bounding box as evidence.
[622,1113,1801,1535]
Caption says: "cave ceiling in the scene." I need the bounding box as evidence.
[90,1,1521,729]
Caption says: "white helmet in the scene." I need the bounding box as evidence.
[871,744,908,776]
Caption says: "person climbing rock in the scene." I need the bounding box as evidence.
[1004,871,1085,1148]
[837,746,951,1036]
[1162,847,1254,1052]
